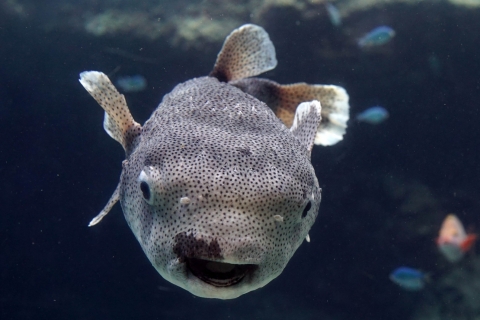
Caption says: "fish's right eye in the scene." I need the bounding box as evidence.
[140,181,150,200]
[138,170,155,205]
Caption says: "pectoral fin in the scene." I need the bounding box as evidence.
[88,181,121,227]
[79,71,141,151]
[232,78,350,146]
[290,100,322,157]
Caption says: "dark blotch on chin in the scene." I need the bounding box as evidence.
[173,232,223,262]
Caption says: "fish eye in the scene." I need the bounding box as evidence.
[302,201,312,218]
[138,169,155,205]
[140,181,150,201]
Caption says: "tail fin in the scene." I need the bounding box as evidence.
[231,78,350,146]
[461,234,477,252]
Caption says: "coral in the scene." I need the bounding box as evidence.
[2,0,28,18]
[170,15,241,48]
[3,0,480,49]
[449,0,480,7]
[84,10,164,40]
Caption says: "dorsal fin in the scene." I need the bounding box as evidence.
[290,101,322,156]
[79,71,141,151]
[231,78,349,146]
[210,24,277,82]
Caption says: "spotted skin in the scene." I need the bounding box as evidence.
[80,24,349,299]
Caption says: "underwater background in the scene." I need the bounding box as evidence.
[2,0,480,319]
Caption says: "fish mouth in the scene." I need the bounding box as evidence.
[186,258,257,287]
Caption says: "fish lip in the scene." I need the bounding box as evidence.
[185,257,258,288]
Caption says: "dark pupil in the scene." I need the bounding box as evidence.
[140,181,151,200]
[302,201,312,218]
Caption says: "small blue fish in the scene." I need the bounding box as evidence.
[358,26,395,48]
[325,3,341,27]
[356,106,389,124]
[389,267,428,291]
[116,75,147,92]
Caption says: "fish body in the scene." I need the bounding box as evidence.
[389,267,427,291]
[437,214,477,263]
[356,106,389,124]
[79,24,350,299]
[325,3,341,27]
[358,26,395,48]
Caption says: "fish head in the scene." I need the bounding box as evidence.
[119,114,322,299]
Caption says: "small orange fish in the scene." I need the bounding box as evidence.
[437,214,477,262]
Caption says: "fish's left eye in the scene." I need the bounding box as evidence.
[302,201,312,218]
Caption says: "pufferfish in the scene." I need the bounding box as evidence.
[79,24,349,299]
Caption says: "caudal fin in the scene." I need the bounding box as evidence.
[231,78,350,146]
[210,24,277,82]
[461,234,477,252]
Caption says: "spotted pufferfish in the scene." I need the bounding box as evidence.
[79,24,349,299]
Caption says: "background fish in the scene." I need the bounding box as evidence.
[389,267,428,291]
[325,3,342,27]
[356,106,389,124]
[358,26,396,48]
[116,74,147,92]
[437,214,477,263]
